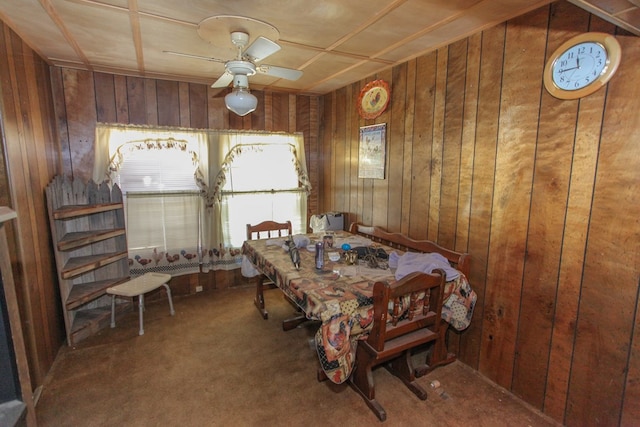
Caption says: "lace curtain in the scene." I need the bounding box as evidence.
[93,123,310,276]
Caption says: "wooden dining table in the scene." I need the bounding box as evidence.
[241,232,472,384]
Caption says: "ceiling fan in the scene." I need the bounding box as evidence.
[165,30,303,116]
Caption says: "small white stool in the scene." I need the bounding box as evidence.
[107,272,175,335]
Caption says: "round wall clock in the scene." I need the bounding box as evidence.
[543,32,621,100]
[358,80,390,119]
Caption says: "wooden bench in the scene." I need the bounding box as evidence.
[349,222,470,376]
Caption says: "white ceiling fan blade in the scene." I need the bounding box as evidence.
[211,72,234,88]
[163,50,226,63]
[244,37,281,62]
[257,65,303,81]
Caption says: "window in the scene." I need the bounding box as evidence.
[110,138,205,276]
[219,143,306,247]
[115,146,201,253]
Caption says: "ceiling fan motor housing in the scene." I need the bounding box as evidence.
[226,60,256,77]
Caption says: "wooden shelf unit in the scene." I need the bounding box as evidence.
[46,176,131,346]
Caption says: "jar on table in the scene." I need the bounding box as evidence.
[323,234,334,248]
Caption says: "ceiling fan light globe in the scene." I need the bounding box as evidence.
[225,88,258,116]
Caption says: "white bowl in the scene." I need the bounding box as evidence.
[328,252,341,262]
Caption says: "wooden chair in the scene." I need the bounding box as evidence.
[349,270,446,422]
[246,220,293,319]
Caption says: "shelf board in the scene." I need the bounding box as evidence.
[57,228,126,251]
[53,202,124,220]
[65,277,131,310]
[61,251,129,279]
[69,303,130,345]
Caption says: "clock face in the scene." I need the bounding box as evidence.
[551,42,608,91]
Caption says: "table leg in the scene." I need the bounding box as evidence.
[254,277,269,319]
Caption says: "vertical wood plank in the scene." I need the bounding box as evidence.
[188,83,208,129]
[263,91,273,131]
[156,79,180,126]
[93,72,116,123]
[349,81,361,228]
[341,84,353,226]
[453,31,481,361]
[371,68,392,229]
[251,90,266,130]
[428,47,447,242]
[50,68,73,176]
[409,53,437,239]
[113,75,128,124]
[271,92,289,132]
[144,78,158,126]
[334,87,347,213]
[288,94,296,134]
[126,76,146,125]
[439,39,467,249]
[462,23,505,369]
[61,69,97,182]
[456,32,480,254]
[401,59,416,236]
[207,87,226,129]
[387,62,407,233]
[179,81,190,127]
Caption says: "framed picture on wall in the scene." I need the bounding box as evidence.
[358,124,387,179]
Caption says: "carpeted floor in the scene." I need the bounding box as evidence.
[36,285,561,426]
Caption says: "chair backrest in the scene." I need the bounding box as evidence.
[366,270,446,352]
[246,220,293,241]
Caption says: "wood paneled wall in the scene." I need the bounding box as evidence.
[321,3,639,426]
[0,22,63,401]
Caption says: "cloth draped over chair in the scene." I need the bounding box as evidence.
[93,123,310,277]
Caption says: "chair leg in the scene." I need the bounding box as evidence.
[138,294,145,336]
[254,277,269,319]
[349,355,387,421]
[388,351,428,400]
[110,295,116,328]
[162,283,176,316]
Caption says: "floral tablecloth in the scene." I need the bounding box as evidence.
[241,234,475,384]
